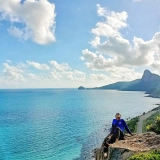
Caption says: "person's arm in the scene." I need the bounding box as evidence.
[122,119,132,134]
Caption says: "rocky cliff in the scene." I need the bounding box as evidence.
[95,132,160,160]
[141,70,160,84]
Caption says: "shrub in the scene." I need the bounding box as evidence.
[128,150,160,160]
[126,117,139,133]
[146,116,160,134]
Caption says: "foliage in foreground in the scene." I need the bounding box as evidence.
[126,117,139,133]
[128,150,160,160]
[143,111,160,133]
[146,111,160,126]
[146,116,160,134]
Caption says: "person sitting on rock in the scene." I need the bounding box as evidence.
[103,113,133,158]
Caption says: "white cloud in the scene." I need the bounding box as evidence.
[91,68,141,83]
[6,60,12,63]
[17,62,27,69]
[3,63,24,82]
[50,60,71,71]
[82,49,97,62]
[89,68,142,85]
[92,4,128,38]
[81,5,160,73]
[27,72,49,81]
[27,60,50,70]
[7,26,23,39]
[7,26,31,40]
[106,67,141,81]
[96,4,108,17]
[3,63,23,73]
[0,60,88,88]
[63,70,86,81]
[90,37,100,48]
[28,73,39,80]
[151,61,160,69]
[26,60,86,81]
[90,73,109,81]
[48,70,62,80]
[82,49,115,70]
[0,0,56,44]
[47,69,86,81]
[0,60,143,88]
[49,61,86,81]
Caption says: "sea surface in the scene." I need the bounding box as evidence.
[0,89,159,160]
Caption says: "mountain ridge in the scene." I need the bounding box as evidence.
[78,70,160,98]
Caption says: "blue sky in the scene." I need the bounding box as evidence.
[0,0,160,88]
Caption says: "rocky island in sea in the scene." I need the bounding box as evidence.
[78,70,160,98]
[78,86,85,90]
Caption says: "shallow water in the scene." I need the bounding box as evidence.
[0,89,159,160]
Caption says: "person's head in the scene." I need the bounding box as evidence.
[115,113,121,120]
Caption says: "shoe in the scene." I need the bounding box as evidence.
[104,152,107,158]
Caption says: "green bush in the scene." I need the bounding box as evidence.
[146,112,160,126]
[128,150,160,160]
[146,116,160,134]
[126,117,139,133]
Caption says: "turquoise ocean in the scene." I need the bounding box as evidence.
[0,89,159,160]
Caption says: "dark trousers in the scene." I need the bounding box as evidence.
[103,128,124,153]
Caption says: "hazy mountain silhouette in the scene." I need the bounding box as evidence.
[78,70,160,97]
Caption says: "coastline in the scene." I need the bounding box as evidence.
[74,105,160,160]
[1,89,159,160]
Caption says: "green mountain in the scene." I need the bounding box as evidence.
[96,79,140,90]
[78,70,160,97]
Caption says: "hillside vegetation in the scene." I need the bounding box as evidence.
[126,117,139,133]
[128,150,160,160]
[146,115,160,134]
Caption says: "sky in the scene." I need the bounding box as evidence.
[0,0,160,88]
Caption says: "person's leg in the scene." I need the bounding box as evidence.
[119,129,124,140]
[103,129,120,154]
[102,137,110,153]
[110,128,120,143]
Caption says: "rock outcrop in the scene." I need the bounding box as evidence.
[78,86,85,90]
[95,132,160,160]
[141,70,160,84]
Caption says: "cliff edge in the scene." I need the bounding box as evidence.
[95,132,160,160]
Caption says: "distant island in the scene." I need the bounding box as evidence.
[78,70,160,98]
